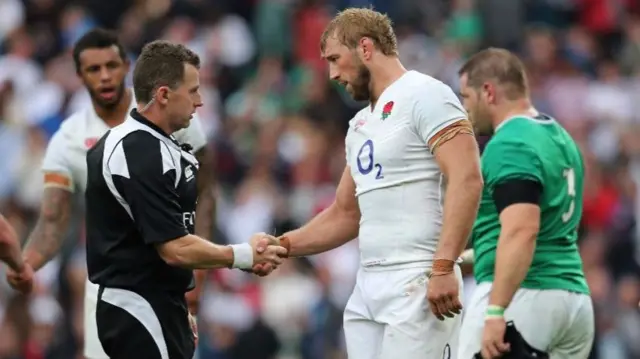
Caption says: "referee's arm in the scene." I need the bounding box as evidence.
[112,132,234,269]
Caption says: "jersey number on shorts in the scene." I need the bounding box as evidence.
[562,167,576,223]
[357,140,384,179]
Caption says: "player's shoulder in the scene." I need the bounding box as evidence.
[492,115,559,145]
[104,121,165,164]
[484,119,541,158]
[402,71,457,100]
[48,108,94,147]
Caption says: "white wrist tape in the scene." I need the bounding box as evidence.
[460,249,474,265]
[230,244,253,269]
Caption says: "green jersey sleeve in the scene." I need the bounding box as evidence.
[483,140,543,188]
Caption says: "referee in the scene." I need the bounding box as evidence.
[85,41,286,359]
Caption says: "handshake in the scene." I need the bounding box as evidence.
[229,233,290,276]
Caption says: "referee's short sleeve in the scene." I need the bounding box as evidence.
[109,131,188,244]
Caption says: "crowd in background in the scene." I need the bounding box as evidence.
[1,0,640,358]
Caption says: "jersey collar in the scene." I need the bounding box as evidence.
[130,109,185,149]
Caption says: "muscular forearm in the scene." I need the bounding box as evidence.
[23,189,72,271]
[285,204,359,257]
[0,217,24,272]
[435,177,482,260]
[160,235,234,269]
[24,220,69,271]
[489,230,536,308]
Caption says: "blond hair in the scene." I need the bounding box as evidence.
[320,7,398,56]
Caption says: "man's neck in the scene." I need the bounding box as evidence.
[492,98,538,130]
[369,56,407,108]
[137,105,172,135]
[94,89,132,127]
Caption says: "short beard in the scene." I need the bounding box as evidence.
[350,57,371,102]
[89,82,126,110]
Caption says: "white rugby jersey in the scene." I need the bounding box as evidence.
[41,94,207,193]
[345,70,467,269]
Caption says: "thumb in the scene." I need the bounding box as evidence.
[255,237,269,253]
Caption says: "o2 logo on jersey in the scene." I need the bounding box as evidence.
[357,139,384,179]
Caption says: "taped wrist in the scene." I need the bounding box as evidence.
[430,258,456,277]
[230,244,253,269]
[485,305,505,320]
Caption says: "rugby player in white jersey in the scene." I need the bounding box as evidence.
[5,29,216,359]
[253,8,483,359]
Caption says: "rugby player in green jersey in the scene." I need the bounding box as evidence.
[456,48,594,359]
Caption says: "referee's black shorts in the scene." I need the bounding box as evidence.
[96,286,195,359]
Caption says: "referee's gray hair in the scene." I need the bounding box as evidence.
[132,41,200,105]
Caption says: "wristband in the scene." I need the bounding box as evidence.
[429,258,455,277]
[230,244,253,269]
[485,305,505,320]
[460,249,474,265]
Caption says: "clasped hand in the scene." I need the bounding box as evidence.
[6,262,34,295]
[248,233,288,273]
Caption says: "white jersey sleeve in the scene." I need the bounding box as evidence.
[174,114,207,152]
[412,82,467,151]
[41,129,75,192]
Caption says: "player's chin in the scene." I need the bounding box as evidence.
[349,88,368,102]
[95,96,119,109]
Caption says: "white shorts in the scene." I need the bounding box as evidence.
[84,279,109,359]
[343,266,463,359]
[459,282,595,359]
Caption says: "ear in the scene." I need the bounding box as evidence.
[156,86,171,105]
[359,37,374,60]
[482,82,495,104]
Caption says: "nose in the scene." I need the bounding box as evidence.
[329,64,340,82]
[99,66,112,83]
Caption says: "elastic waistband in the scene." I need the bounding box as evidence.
[360,260,433,273]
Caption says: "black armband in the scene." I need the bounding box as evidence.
[492,179,542,214]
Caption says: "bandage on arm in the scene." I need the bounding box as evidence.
[428,119,475,154]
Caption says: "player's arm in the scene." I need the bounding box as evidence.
[187,145,216,314]
[23,131,74,272]
[417,86,483,269]
[433,129,483,263]
[0,214,26,272]
[488,146,543,310]
[114,132,284,270]
[282,166,360,257]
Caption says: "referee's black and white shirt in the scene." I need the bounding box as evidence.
[85,109,199,293]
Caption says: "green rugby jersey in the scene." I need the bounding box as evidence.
[472,115,589,294]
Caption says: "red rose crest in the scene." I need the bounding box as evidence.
[381,101,394,120]
[85,137,98,149]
